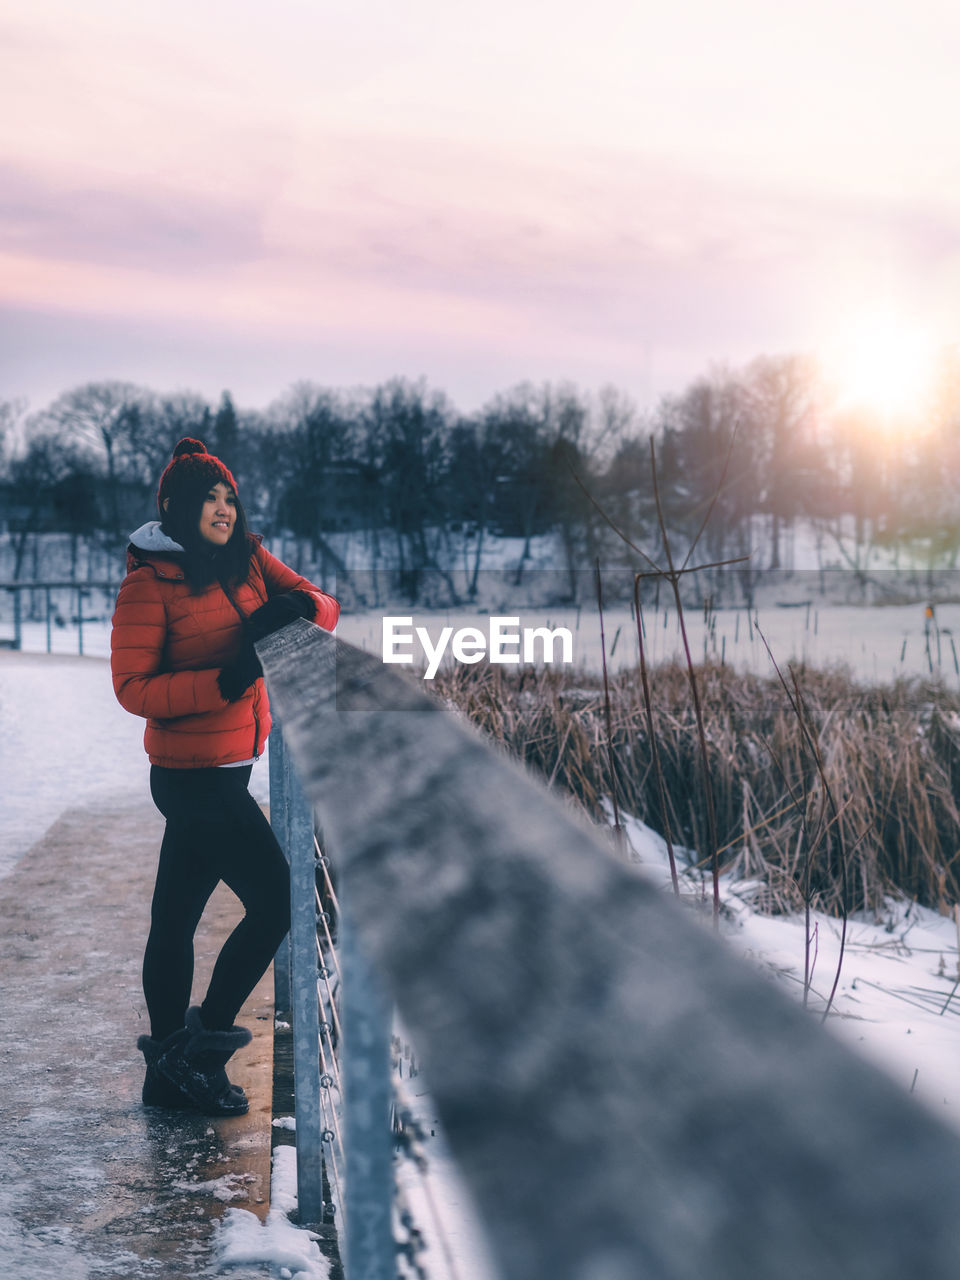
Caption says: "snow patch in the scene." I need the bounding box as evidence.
[173,1173,254,1203]
[619,808,960,1132]
[215,1147,329,1279]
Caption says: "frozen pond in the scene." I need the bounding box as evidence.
[340,598,960,687]
[12,597,959,688]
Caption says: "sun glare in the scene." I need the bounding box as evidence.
[825,309,936,431]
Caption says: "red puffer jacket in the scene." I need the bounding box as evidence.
[111,527,339,768]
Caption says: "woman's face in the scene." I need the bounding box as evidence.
[198,482,237,546]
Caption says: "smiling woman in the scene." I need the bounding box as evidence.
[110,436,340,1118]
[197,482,237,547]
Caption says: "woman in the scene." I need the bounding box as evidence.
[111,437,339,1116]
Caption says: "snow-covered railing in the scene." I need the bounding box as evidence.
[257,619,960,1280]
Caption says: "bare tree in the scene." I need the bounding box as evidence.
[139,393,212,480]
[359,378,454,600]
[39,381,150,542]
[7,431,90,579]
[743,354,821,571]
[476,382,595,593]
[653,369,757,603]
[444,417,500,598]
[262,382,359,572]
[0,398,27,474]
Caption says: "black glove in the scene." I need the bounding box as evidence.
[218,643,263,702]
[245,590,315,642]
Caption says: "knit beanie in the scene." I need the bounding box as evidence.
[157,438,237,519]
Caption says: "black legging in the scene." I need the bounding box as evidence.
[144,764,290,1040]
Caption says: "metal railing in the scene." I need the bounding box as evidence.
[0,581,120,653]
[258,619,960,1280]
[270,718,394,1275]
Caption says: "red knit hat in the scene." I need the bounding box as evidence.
[157,438,237,517]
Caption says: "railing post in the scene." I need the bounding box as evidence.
[268,724,292,1016]
[286,752,326,1228]
[12,587,21,650]
[341,917,394,1280]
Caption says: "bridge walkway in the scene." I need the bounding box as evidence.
[0,795,278,1279]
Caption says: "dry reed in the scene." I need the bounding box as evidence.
[432,661,960,917]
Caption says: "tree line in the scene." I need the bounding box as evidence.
[2,349,959,601]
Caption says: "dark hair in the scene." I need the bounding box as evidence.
[161,489,255,593]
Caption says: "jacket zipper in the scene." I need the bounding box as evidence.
[219,575,265,759]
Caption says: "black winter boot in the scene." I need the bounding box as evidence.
[138,1028,194,1108]
[155,1006,251,1116]
[138,1027,247,1110]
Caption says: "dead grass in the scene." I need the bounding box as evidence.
[432,661,960,916]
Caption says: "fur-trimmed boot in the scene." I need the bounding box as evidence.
[138,1028,194,1108]
[138,1027,247,1110]
[155,1007,251,1116]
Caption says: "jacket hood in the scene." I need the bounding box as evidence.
[128,521,185,554]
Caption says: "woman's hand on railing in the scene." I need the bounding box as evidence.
[246,591,315,641]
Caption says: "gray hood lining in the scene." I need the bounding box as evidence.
[128,521,185,554]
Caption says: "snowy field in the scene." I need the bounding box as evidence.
[5,622,960,1277]
[0,652,271,882]
[0,651,150,877]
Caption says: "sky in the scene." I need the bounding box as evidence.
[2,0,959,417]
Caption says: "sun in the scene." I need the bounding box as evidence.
[823,308,936,430]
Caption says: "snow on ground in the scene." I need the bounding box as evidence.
[731,893,960,1126]
[392,1046,500,1280]
[624,813,960,1137]
[0,652,149,878]
[216,1147,330,1279]
[219,1120,496,1280]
